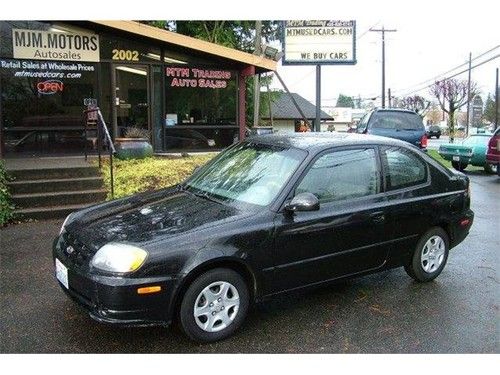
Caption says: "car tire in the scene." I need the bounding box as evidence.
[452,161,468,171]
[484,163,497,175]
[179,268,249,343]
[436,135,440,139]
[404,227,450,282]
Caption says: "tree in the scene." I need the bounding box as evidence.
[336,94,354,108]
[483,93,498,124]
[143,21,281,53]
[399,95,431,117]
[430,79,477,142]
[426,104,442,125]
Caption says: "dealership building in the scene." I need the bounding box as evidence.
[0,21,276,158]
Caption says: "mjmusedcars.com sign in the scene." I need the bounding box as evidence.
[12,29,100,62]
[283,20,356,65]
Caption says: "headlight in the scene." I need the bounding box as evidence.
[59,213,74,235]
[90,243,148,273]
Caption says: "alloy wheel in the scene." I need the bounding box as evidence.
[193,281,240,332]
[420,235,446,273]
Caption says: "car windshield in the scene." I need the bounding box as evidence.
[463,136,489,146]
[370,111,424,130]
[185,142,306,207]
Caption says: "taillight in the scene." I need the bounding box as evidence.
[420,134,428,148]
[488,136,498,150]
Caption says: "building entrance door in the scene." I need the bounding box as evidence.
[113,65,150,138]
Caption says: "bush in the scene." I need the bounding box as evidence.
[0,160,15,226]
[98,154,215,200]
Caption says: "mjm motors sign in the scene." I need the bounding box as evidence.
[12,29,100,62]
[283,20,356,65]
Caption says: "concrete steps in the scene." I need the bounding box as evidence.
[6,165,107,220]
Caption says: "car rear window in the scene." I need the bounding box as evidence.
[370,111,424,130]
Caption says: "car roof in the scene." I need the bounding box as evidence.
[247,132,415,152]
[372,108,418,115]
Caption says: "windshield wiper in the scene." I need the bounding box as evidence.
[186,188,223,204]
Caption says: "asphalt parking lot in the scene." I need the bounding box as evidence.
[1,172,498,353]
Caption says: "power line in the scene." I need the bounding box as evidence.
[399,53,500,97]
[393,44,500,95]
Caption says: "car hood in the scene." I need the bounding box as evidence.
[65,187,246,250]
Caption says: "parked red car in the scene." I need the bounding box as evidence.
[486,127,500,176]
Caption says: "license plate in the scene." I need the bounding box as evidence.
[452,156,460,161]
[55,258,69,289]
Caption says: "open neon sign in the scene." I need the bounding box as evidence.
[37,80,64,95]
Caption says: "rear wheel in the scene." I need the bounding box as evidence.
[179,268,249,343]
[404,227,449,282]
[436,135,440,139]
[452,161,468,171]
[484,163,497,174]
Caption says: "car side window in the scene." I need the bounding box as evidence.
[295,148,380,203]
[383,147,427,190]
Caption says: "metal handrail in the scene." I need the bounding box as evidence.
[83,107,115,199]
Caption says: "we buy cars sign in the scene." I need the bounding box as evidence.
[283,20,356,65]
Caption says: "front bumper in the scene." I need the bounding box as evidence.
[53,237,179,327]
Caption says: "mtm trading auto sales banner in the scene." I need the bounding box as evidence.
[12,28,100,62]
[283,20,356,65]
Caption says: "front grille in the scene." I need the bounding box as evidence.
[62,232,96,268]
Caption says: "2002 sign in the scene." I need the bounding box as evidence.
[112,49,139,61]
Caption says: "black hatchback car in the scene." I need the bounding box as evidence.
[53,133,473,342]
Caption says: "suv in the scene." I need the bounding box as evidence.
[426,125,442,139]
[486,127,500,176]
[357,109,427,150]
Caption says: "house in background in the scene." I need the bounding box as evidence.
[261,92,333,133]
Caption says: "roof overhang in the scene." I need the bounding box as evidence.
[90,21,277,73]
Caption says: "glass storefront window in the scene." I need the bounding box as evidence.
[165,66,237,126]
[0,58,98,155]
[163,65,238,151]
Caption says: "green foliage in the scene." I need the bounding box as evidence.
[483,93,498,124]
[98,155,216,199]
[336,94,355,108]
[0,160,15,226]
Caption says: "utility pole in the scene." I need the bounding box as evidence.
[465,52,472,136]
[388,88,392,108]
[253,20,262,127]
[315,65,321,132]
[370,26,397,108]
[266,73,274,127]
[496,68,499,130]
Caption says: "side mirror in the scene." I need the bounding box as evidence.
[285,192,320,212]
[356,125,367,134]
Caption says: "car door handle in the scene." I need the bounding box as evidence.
[370,211,386,224]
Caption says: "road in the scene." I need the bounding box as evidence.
[1,172,498,353]
[427,135,450,150]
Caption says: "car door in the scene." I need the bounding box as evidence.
[269,146,393,294]
[379,146,433,264]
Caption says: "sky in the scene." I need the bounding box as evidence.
[4,0,499,109]
[268,2,500,107]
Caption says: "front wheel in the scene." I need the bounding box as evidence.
[452,161,468,171]
[404,227,450,282]
[179,268,249,343]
